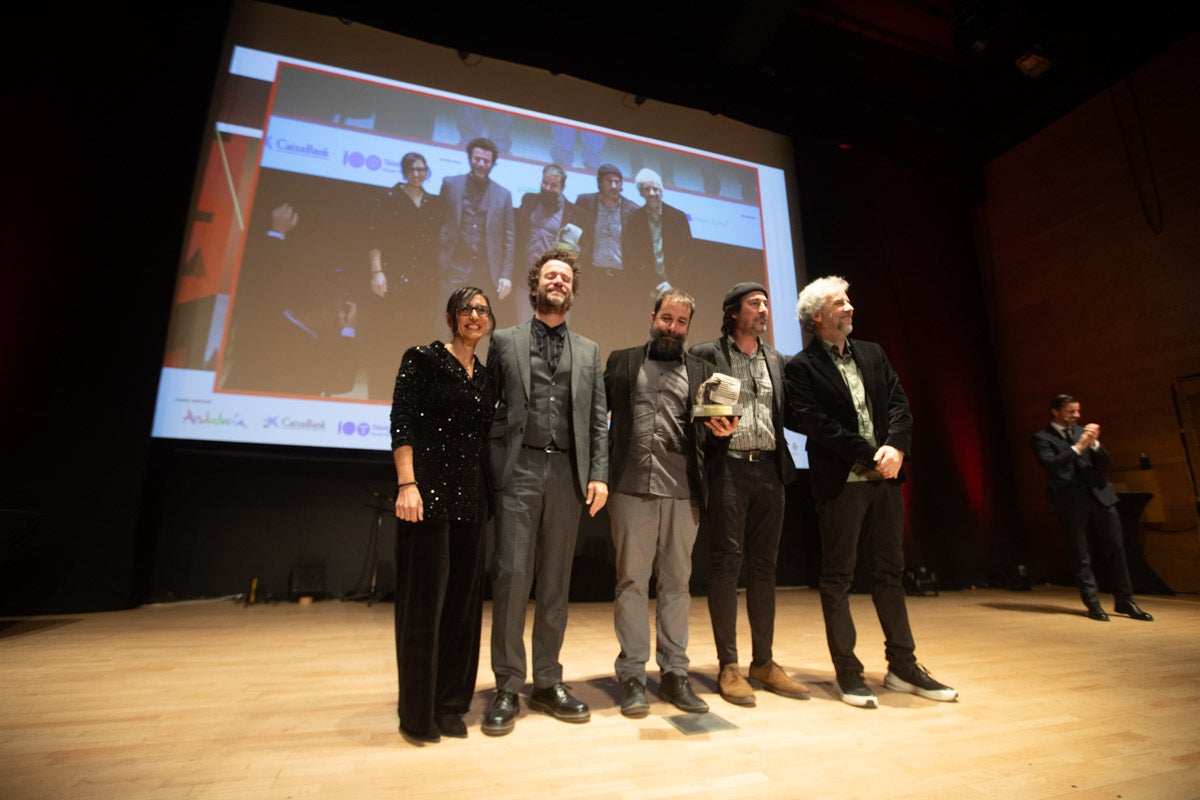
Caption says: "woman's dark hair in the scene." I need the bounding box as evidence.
[444,286,494,337]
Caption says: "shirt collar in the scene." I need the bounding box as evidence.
[532,317,567,339]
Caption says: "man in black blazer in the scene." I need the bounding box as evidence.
[604,289,735,717]
[1031,394,1153,622]
[482,248,609,736]
[622,168,693,304]
[690,282,810,708]
[784,275,956,709]
[569,164,643,338]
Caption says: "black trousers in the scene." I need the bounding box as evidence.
[394,509,487,740]
[706,456,785,667]
[1055,499,1133,606]
[815,481,916,677]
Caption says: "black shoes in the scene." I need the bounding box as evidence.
[659,672,709,713]
[529,682,590,723]
[481,690,519,736]
[1115,599,1154,621]
[620,677,649,718]
[1085,604,1110,621]
[434,712,467,738]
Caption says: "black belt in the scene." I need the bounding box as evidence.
[523,444,570,454]
[727,449,775,462]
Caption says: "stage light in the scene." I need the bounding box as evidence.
[904,566,939,596]
[1015,50,1052,78]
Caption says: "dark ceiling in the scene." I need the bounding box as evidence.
[276,0,1197,170]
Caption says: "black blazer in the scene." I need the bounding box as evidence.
[784,337,913,502]
[689,337,797,486]
[604,345,727,511]
[1031,424,1119,512]
[621,202,693,287]
[572,192,638,268]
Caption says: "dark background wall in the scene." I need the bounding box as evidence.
[3,4,1196,614]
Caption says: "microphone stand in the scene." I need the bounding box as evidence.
[347,488,393,605]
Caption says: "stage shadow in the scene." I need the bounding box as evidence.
[979,601,1084,616]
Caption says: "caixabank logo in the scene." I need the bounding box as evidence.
[263,416,327,433]
[264,136,330,161]
[182,409,247,428]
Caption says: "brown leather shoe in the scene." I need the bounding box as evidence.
[718,664,756,706]
[748,660,810,700]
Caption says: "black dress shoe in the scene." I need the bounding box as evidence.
[1115,599,1154,621]
[481,690,519,736]
[435,712,467,738]
[620,677,649,718]
[1085,604,1110,621]
[399,725,440,745]
[529,682,590,723]
[659,672,709,713]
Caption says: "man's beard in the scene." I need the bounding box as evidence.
[648,327,685,360]
[535,287,573,314]
[538,191,561,208]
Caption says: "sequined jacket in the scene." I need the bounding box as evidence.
[390,342,495,522]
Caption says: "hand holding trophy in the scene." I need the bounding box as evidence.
[692,373,742,420]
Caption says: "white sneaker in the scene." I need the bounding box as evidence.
[884,664,958,702]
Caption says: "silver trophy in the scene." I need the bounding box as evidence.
[692,373,742,419]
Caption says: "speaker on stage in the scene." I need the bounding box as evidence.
[288,564,326,602]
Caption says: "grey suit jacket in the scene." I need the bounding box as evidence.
[486,321,609,499]
[690,337,797,486]
[438,174,515,284]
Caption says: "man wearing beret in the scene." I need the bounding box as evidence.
[690,281,811,707]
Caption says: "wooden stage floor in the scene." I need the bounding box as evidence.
[2,586,1198,800]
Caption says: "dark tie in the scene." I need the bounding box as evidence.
[1063,427,1075,445]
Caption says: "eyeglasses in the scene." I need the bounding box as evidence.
[457,305,491,317]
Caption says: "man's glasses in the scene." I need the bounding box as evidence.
[457,305,491,317]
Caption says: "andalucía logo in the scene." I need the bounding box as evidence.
[183,409,247,428]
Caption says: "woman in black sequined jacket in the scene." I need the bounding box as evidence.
[389,286,496,745]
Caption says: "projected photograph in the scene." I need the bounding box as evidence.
[153,32,802,453]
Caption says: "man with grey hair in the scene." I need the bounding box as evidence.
[622,168,693,303]
[784,275,956,709]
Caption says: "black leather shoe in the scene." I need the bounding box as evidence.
[1085,604,1110,621]
[659,672,709,713]
[399,725,440,745]
[435,712,467,738]
[620,677,649,718]
[481,690,519,736]
[529,682,590,723]
[1115,599,1154,621]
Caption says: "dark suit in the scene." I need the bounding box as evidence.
[690,336,796,667]
[1031,424,1132,606]
[604,345,725,683]
[568,192,641,337]
[437,173,515,293]
[784,336,918,677]
[572,192,638,271]
[486,321,609,693]
[621,202,693,302]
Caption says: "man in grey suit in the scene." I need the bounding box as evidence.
[437,137,515,318]
[482,248,609,736]
[690,282,810,708]
[1031,394,1153,622]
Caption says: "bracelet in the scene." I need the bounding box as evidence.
[396,481,417,491]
